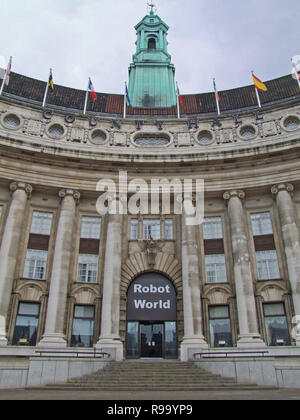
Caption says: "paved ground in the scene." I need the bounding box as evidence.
[0,388,300,400]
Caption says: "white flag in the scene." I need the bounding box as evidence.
[5,56,12,86]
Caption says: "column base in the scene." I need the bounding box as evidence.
[0,316,7,346]
[95,337,123,361]
[236,334,266,348]
[37,333,67,348]
[0,336,8,347]
[180,336,209,362]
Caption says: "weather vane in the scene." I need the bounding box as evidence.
[147,1,157,14]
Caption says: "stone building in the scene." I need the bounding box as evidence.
[0,8,300,388]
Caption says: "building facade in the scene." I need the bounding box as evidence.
[0,10,300,371]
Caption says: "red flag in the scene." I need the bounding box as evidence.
[88,79,97,100]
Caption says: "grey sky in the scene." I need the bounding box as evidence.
[1,0,300,95]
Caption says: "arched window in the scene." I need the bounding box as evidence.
[148,38,156,50]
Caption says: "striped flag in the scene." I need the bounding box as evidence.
[88,78,97,100]
[5,56,12,86]
[291,59,300,88]
[213,78,220,101]
[48,68,54,91]
[213,78,220,115]
[252,73,267,92]
[176,83,183,105]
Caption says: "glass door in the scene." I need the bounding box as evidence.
[140,323,163,358]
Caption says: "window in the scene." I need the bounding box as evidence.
[143,219,161,240]
[77,254,98,283]
[24,249,48,280]
[165,219,173,240]
[205,254,227,283]
[203,217,223,239]
[30,211,53,235]
[0,205,2,218]
[71,305,95,347]
[148,38,156,49]
[209,306,232,347]
[130,219,139,240]
[263,303,291,346]
[256,250,280,280]
[251,212,273,236]
[81,216,101,239]
[12,303,40,346]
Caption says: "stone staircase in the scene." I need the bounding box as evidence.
[42,360,273,391]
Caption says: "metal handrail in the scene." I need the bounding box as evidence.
[34,349,111,359]
[194,350,270,359]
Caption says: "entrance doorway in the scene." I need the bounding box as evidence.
[127,321,177,359]
[126,273,177,359]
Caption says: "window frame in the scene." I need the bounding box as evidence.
[23,249,48,280]
[262,302,291,346]
[205,254,228,284]
[71,304,95,348]
[77,253,99,284]
[80,216,101,240]
[208,305,233,348]
[30,210,53,236]
[12,301,40,346]
[250,211,273,236]
[255,249,281,281]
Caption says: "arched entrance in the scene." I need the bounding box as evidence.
[126,272,177,359]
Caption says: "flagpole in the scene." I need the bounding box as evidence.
[291,59,300,89]
[0,56,12,97]
[176,82,181,119]
[83,77,90,115]
[123,82,127,119]
[42,68,52,108]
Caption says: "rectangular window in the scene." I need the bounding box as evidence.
[71,305,95,347]
[203,217,223,240]
[256,250,280,280]
[81,216,101,239]
[263,303,291,346]
[251,212,273,236]
[30,211,53,236]
[12,302,40,346]
[143,219,161,240]
[24,249,48,280]
[205,254,227,283]
[0,205,2,218]
[77,254,98,283]
[209,306,232,347]
[130,219,139,240]
[165,219,173,240]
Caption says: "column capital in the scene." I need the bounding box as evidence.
[271,183,294,196]
[223,189,245,203]
[9,181,33,198]
[58,188,80,204]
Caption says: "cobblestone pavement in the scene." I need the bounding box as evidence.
[0,388,300,400]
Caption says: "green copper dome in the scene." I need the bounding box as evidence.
[128,10,177,108]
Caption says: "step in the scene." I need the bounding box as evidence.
[34,361,274,392]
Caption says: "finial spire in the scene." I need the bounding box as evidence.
[147,1,157,15]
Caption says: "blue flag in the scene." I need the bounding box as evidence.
[125,83,131,106]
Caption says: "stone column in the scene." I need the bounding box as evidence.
[0,182,32,346]
[38,189,80,348]
[95,210,124,361]
[180,213,208,361]
[223,190,265,348]
[271,183,300,345]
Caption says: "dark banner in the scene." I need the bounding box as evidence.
[127,273,177,321]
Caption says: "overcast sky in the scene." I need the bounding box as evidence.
[1,0,299,94]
